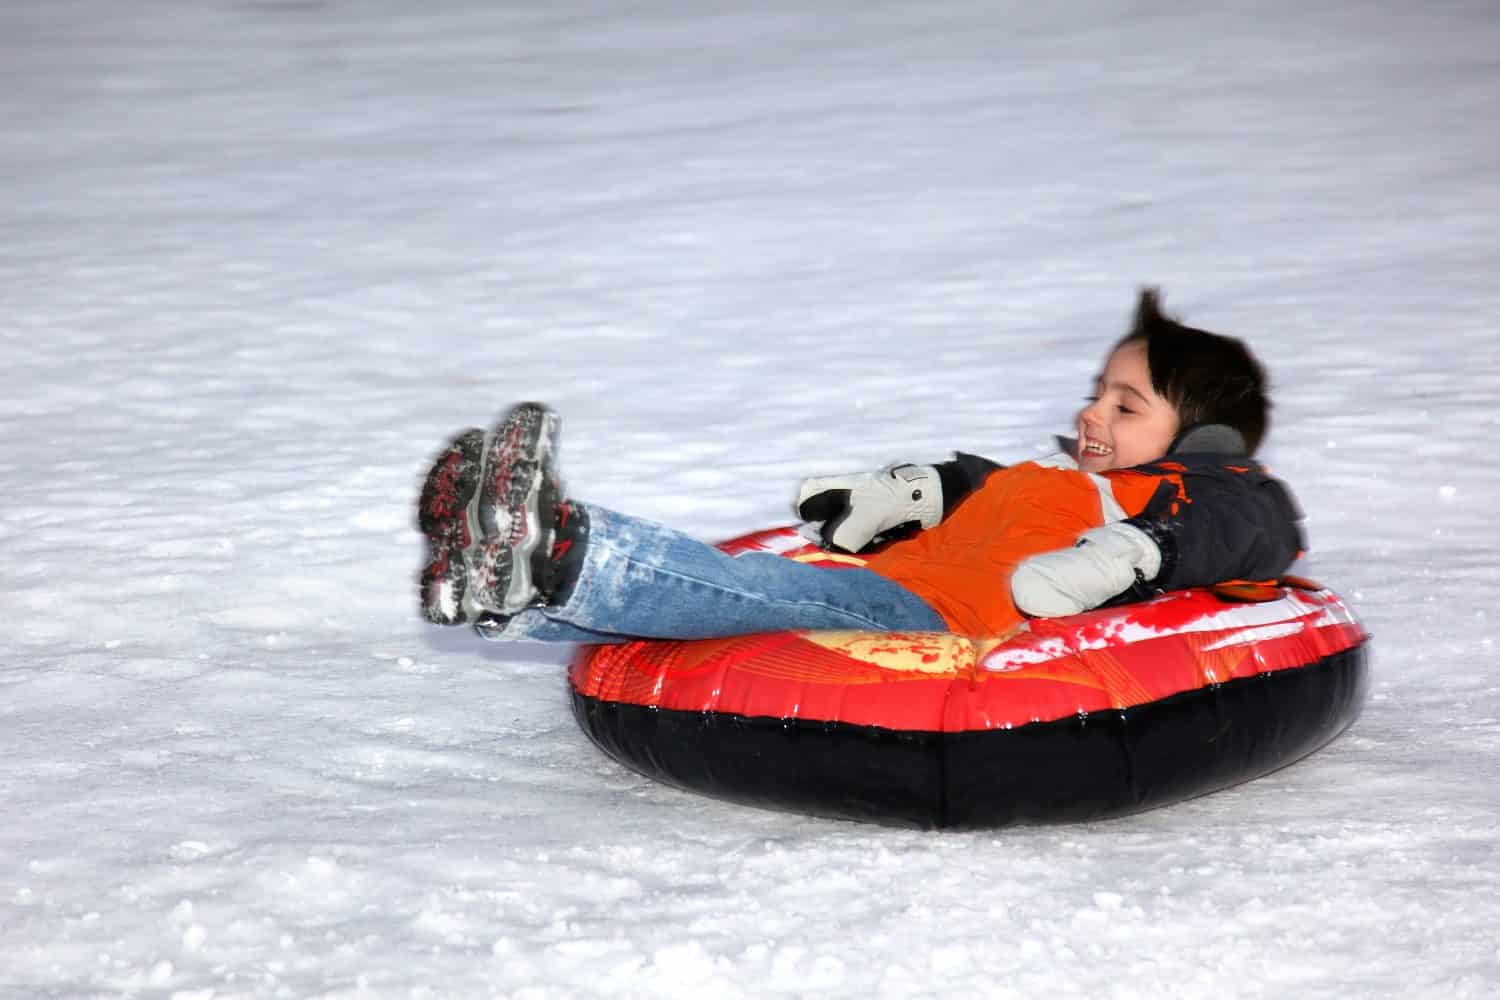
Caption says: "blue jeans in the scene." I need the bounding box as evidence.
[475,504,946,644]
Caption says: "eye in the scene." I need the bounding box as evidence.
[1082,395,1099,403]
[1117,405,1136,415]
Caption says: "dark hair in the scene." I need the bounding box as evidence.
[1118,289,1271,453]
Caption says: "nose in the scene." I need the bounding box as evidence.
[1079,396,1106,430]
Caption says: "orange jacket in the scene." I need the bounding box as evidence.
[863,459,1117,634]
[863,455,1300,636]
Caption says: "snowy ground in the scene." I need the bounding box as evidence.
[4,1,1499,996]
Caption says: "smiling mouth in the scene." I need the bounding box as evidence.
[1081,436,1113,459]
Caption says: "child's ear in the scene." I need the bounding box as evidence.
[1169,423,1247,455]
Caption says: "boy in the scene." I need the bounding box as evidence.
[417,290,1303,643]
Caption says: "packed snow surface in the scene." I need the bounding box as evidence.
[4,1,1499,996]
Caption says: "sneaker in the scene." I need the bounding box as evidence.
[467,501,591,641]
[417,428,485,624]
[471,402,563,615]
[541,499,588,606]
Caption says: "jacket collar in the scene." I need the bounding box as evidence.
[1054,423,1249,464]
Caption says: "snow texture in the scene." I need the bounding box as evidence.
[3,1,1499,996]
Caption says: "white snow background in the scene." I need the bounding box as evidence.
[4,1,1498,997]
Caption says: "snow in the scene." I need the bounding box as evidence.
[4,0,1499,996]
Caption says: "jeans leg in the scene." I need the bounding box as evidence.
[508,504,945,641]
[475,608,624,645]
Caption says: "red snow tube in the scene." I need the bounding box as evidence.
[568,527,1369,828]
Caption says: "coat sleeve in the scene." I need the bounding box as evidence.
[1123,466,1305,592]
[933,452,1005,517]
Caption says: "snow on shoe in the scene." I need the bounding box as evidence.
[473,402,562,616]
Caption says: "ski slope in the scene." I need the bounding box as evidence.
[3,1,1498,996]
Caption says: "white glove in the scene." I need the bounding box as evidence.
[795,464,943,553]
[1011,522,1163,618]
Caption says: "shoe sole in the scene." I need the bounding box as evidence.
[474,402,561,615]
[418,428,485,624]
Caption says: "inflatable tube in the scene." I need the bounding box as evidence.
[569,527,1369,828]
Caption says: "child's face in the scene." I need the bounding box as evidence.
[1076,339,1181,473]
